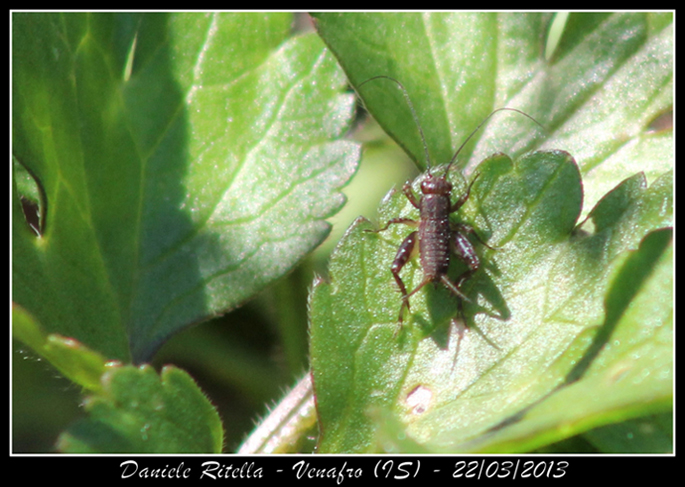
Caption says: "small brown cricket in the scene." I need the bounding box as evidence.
[360,76,542,334]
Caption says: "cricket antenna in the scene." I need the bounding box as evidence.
[358,75,433,173]
[358,76,545,178]
[444,107,545,176]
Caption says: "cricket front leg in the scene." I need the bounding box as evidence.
[402,180,420,209]
[450,173,480,213]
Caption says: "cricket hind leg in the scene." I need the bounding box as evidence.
[451,227,482,291]
[388,231,421,334]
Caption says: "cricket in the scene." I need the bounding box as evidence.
[360,75,542,335]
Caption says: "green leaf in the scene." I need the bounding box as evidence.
[311,149,671,453]
[12,13,359,362]
[57,364,223,453]
[448,227,673,453]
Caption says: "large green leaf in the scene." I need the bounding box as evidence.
[12,13,359,362]
[309,12,672,453]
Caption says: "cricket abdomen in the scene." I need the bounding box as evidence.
[419,192,452,280]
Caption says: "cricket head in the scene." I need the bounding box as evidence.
[421,172,452,195]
